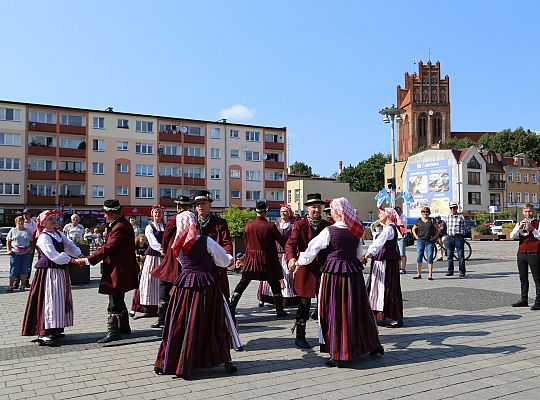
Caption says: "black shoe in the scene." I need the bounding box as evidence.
[428,277,434,281]
[512,299,529,307]
[459,274,466,278]
[310,310,318,320]
[295,335,312,349]
[258,301,264,307]
[98,332,122,344]
[325,359,344,368]
[387,320,403,328]
[530,304,540,310]
[6,287,13,293]
[25,280,31,288]
[118,311,131,334]
[224,361,237,373]
[151,319,164,329]
[369,345,384,356]
[154,367,163,375]
[399,269,407,275]
[234,346,244,352]
[413,275,422,280]
[445,272,454,276]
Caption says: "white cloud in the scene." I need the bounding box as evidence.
[218,104,255,121]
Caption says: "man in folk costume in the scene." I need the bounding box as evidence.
[324,200,335,225]
[286,193,331,349]
[78,200,139,343]
[193,190,233,298]
[230,200,287,318]
[149,195,192,328]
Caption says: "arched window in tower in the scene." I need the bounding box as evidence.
[440,89,446,103]
[414,88,420,102]
[431,89,438,103]
[432,113,442,144]
[431,73,437,84]
[423,74,428,84]
[422,88,428,103]
[418,113,427,147]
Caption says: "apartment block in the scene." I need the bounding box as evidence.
[0,100,286,223]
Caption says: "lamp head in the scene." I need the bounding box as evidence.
[395,114,403,123]
[383,115,390,124]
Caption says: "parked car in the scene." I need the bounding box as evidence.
[0,226,12,246]
[362,221,375,229]
[464,220,477,238]
[491,220,514,235]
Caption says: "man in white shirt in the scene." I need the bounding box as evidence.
[21,209,37,288]
[63,214,85,242]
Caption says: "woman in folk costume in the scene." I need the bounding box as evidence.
[154,212,239,377]
[21,210,84,346]
[298,197,383,367]
[257,204,298,307]
[131,205,164,318]
[364,207,404,328]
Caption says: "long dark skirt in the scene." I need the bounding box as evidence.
[131,288,158,315]
[319,271,381,361]
[154,284,232,376]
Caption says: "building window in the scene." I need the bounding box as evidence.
[135,164,154,176]
[267,190,285,201]
[230,170,240,179]
[230,129,239,138]
[117,163,129,173]
[210,148,220,159]
[467,156,482,169]
[160,188,179,199]
[520,158,525,166]
[136,120,153,133]
[60,161,84,172]
[30,112,55,124]
[230,149,239,158]
[525,192,530,202]
[246,131,260,142]
[468,192,481,205]
[0,108,21,121]
[92,185,104,198]
[92,139,104,151]
[267,171,284,181]
[517,192,522,203]
[210,168,221,179]
[507,173,513,182]
[117,186,129,196]
[0,133,21,146]
[92,162,104,175]
[246,190,261,201]
[28,183,55,196]
[533,192,538,204]
[288,190,292,203]
[184,167,203,178]
[488,154,494,164]
[440,89,446,103]
[118,119,129,128]
[159,124,181,133]
[0,183,20,195]
[135,142,154,154]
[186,126,203,136]
[246,151,260,161]
[245,170,261,181]
[60,137,85,149]
[159,144,181,156]
[29,159,55,171]
[117,141,129,151]
[532,174,537,184]
[60,183,84,197]
[524,173,529,183]
[468,172,480,185]
[516,173,521,183]
[93,117,105,129]
[159,166,181,177]
[135,187,153,198]
[0,158,20,171]
[210,189,221,200]
[211,128,220,139]
[489,193,501,206]
[61,114,86,126]
[184,147,204,157]
[508,192,514,204]
[230,190,240,199]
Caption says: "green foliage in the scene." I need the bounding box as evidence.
[412,144,430,155]
[475,213,489,225]
[496,210,512,220]
[478,127,540,165]
[440,137,474,150]
[474,225,492,235]
[502,223,515,229]
[220,206,256,239]
[338,153,391,191]
[289,161,315,176]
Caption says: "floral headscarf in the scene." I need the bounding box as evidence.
[172,211,199,257]
[330,197,365,239]
[36,210,62,238]
[379,207,403,226]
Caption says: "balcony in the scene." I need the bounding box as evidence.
[28,122,56,133]
[59,124,86,135]
[159,131,182,143]
[265,179,285,188]
[183,135,205,144]
[159,175,182,185]
[489,180,506,190]
[159,154,182,164]
[59,147,86,158]
[28,144,56,156]
[28,170,56,180]
[267,201,282,209]
[159,197,175,207]
[183,156,205,165]
[183,177,205,187]
[264,160,285,169]
[58,195,86,205]
[264,141,285,150]
[27,193,56,205]
[59,171,86,181]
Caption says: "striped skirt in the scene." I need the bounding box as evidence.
[22,267,73,336]
[257,253,299,307]
[131,288,158,315]
[367,259,403,322]
[318,271,381,361]
[139,255,161,306]
[154,284,234,376]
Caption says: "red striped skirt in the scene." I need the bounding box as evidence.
[154,284,232,376]
[131,288,158,315]
[319,271,381,361]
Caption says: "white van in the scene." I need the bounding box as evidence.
[491,220,514,235]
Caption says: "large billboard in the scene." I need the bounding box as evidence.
[405,159,452,218]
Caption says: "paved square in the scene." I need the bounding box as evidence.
[1,241,538,400]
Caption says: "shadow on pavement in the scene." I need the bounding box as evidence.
[402,313,521,327]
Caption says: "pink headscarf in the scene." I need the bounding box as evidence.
[330,197,365,239]
[35,210,62,238]
[379,207,403,226]
[172,212,199,257]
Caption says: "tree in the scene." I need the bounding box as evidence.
[440,137,474,150]
[289,161,314,176]
[220,206,256,239]
[478,127,540,165]
[338,153,391,191]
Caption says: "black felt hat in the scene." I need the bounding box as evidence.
[324,199,332,212]
[192,190,213,204]
[255,200,269,212]
[174,195,191,205]
[103,199,122,212]
[304,193,325,206]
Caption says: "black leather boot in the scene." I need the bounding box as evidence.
[230,292,241,315]
[310,308,318,320]
[118,310,131,334]
[293,321,311,349]
[98,314,122,343]
[274,295,288,317]
[151,303,167,328]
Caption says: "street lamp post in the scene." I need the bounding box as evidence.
[379,105,405,207]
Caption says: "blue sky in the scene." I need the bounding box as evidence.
[2,1,539,176]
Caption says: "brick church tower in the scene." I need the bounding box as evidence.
[396,60,451,161]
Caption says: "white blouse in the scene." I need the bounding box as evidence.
[36,231,82,265]
[367,224,395,257]
[184,235,232,268]
[298,221,364,266]
[145,222,165,252]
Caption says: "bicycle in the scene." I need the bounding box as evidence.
[423,237,472,262]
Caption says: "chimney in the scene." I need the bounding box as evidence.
[338,160,343,174]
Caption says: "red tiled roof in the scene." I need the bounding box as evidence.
[451,131,497,142]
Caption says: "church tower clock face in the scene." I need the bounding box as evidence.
[428,110,434,116]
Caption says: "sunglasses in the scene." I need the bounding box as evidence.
[421,211,430,214]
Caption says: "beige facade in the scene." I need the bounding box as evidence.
[0,103,26,205]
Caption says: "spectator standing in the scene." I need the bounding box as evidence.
[130,216,141,239]
[445,202,467,277]
[6,216,34,292]
[22,209,37,288]
[411,207,439,280]
[434,215,447,261]
[62,214,84,242]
